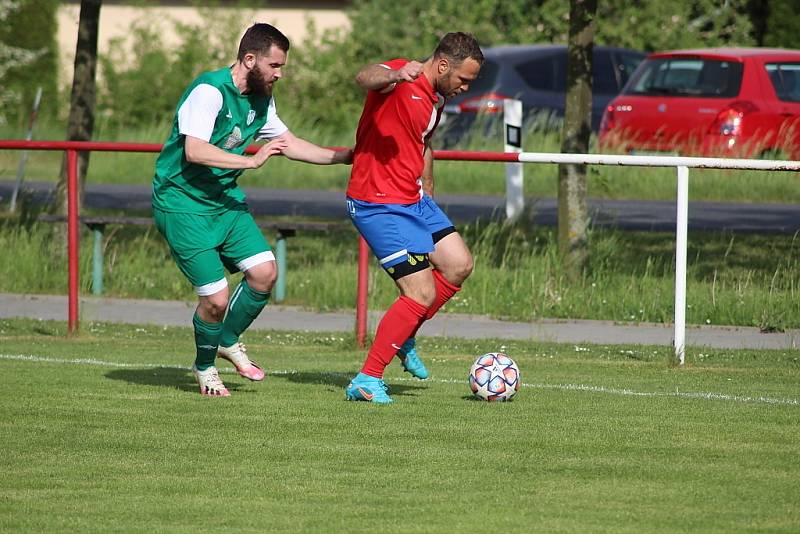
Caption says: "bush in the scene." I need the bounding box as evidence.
[0,0,59,128]
[96,7,249,131]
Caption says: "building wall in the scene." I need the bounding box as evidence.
[57,1,349,84]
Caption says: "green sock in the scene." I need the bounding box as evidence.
[193,313,222,371]
[219,279,270,347]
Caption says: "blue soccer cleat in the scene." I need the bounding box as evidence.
[396,338,429,380]
[345,373,393,404]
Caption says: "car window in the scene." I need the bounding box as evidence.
[592,50,617,94]
[515,50,643,95]
[765,63,800,103]
[616,52,644,88]
[625,57,743,98]
[515,54,565,92]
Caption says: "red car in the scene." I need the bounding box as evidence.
[599,48,800,159]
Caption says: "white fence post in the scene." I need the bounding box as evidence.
[9,86,43,213]
[503,98,523,221]
[674,166,689,365]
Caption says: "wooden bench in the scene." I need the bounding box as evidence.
[37,214,348,302]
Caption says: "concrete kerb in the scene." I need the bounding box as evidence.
[1,293,797,351]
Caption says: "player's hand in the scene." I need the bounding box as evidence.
[334,147,354,165]
[395,61,423,83]
[250,138,288,168]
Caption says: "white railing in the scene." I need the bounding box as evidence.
[510,152,800,364]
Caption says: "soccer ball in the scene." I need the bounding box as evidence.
[468,352,520,402]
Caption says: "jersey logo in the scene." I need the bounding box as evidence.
[222,126,243,149]
[247,109,256,125]
[225,110,232,119]
[411,95,423,100]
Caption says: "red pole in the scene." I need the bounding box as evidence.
[355,236,369,347]
[67,149,79,335]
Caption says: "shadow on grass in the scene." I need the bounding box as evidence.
[272,370,427,397]
[104,367,244,394]
[460,395,516,403]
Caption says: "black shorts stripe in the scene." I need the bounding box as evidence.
[432,226,457,244]
[384,253,430,280]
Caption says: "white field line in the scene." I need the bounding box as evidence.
[2,353,798,407]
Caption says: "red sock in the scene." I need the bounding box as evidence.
[361,296,429,378]
[409,269,461,338]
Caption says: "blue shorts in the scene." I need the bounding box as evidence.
[346,196,455,268]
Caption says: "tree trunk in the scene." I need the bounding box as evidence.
[54,0,101,215]
[746,0,769,46]
[558,0,596,280]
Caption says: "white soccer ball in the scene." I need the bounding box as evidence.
[468,352,520,402]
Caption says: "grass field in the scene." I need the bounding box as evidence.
[1,318,798,532]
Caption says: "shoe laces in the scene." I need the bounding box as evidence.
[224,342,252,365]
[350,377,389,393]
[199,367,225,390]
[400,338,416,355]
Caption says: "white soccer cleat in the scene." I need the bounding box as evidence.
[217,342,266,381]
[191,365,231,397]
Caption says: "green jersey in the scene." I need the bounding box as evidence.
[152,67,288,213]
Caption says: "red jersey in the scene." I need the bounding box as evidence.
[347,59,444,204]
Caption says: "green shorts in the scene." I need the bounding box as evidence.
[153,207,273,295]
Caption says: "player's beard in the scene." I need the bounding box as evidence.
[246,64,273,97]
[437,72,458,99]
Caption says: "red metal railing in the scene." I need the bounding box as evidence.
[355,236,370,346]
[65,149,79,333]
[1,141,163,333]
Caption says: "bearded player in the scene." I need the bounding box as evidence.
[153,23,352,397]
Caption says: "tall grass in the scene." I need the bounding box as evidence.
[3,218,797,330]
[2,118,799,203]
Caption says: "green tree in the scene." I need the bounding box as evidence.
[335,0,754,57]
[0,0,58,127]
[596,0,754,50]
[97,7,246,130]
[759,0,800,48]
[747,0,770,45]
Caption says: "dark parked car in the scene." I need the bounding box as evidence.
[599,47,800,159]
[437,44,646,145]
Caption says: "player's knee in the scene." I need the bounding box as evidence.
[457,252,474,282]
[245,261,277,292]
[200,294,228,321]
[442,253,474,286]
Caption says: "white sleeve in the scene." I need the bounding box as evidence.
[177,84,223,142]
[256,97,289,140]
